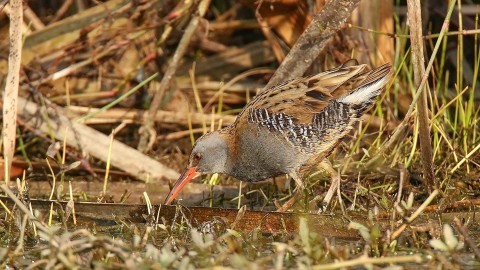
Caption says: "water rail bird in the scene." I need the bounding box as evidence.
[164,60,392,211]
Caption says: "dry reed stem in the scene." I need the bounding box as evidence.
[450,142,480,173]
[203,68,274,110]
[209,19,259,31]
[50,0,74,23]
[2,0,22,184]
[406,0,435,192]
[102,131,115,196]
[69,106,237,126]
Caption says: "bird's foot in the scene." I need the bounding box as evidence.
[318,160,346,215]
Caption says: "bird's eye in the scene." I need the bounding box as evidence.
[193,153,202,162]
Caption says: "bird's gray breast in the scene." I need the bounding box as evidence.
[228,125,300,182]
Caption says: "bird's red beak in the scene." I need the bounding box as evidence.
[164,166,200,205]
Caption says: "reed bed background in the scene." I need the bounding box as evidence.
[0,0,479,268]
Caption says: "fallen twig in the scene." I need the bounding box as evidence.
[0,195,474,239]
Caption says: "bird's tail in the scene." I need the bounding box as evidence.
[337,63,392,117]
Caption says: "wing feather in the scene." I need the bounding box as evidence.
[232,60,391,152]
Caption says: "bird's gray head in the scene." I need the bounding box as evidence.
[164,131,229,205]
[189,131,229,174]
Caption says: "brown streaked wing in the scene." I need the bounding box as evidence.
[236,61,369,129]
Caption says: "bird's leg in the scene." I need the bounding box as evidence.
[319,160,345,213]
[275,172,304,212]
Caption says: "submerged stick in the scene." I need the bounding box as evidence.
[0,195,475,239]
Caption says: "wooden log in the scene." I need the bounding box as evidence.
[0,196,477,237]
[17,97,180,181]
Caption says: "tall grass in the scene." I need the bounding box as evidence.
[341,0,480,200]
